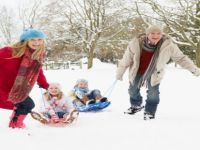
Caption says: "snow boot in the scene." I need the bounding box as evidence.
[144,112,155,120]
[81,96,95,105]
[9,112,26,128]
[124,105,144,115]
[95,95,108,103]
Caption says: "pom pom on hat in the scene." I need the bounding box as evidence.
[146,25,163,34]
[20,28,46,41]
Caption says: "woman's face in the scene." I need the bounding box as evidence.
[27,38,44,50]
[147,32,163,45]
[48,85,60,96]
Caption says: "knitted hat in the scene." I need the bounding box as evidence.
[20,28,46,41]
[146,25,163,34]
[76,79,88,85]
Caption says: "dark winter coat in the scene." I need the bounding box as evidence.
[0,47,49,110]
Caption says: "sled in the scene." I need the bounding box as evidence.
[75,101,111,112]
[30,110,79,127]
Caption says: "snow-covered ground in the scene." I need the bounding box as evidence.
[0,59,200,150]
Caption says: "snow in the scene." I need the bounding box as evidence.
[1,59,200,150]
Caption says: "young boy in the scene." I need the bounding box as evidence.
[70,79,108,107]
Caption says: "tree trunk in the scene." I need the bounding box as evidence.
[87,49,94,69]
[196,42,200,67]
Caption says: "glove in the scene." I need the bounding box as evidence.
[192,68,200,77]
[38,84,49,90]
[116,74,123,81]
[75,91,85,99]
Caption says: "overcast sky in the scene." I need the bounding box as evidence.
[0,0,22,8]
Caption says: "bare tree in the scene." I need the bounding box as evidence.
[58,0,110,68]
[18,0,45,29]
[0,6,15,45]
[49,0,133,68]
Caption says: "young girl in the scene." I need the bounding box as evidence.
[70,79,108,107]
[0,28,49,128]
[39,83,78,124]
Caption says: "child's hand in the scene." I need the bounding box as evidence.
[75,91,85,99]
[52,97,58,100]
[53,101,59,106]
[62,105,68,110]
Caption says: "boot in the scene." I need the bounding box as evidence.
[81,96,95,105]
[9,112,26,128]
[95,95,108,103]
[144,112,155,120]
[124,105,144,115]
[9,111,18,128]
[16,115,26,128]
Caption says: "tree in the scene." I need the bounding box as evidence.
[58,0,110,68]
[0,6,15,45]
[18,0,45,29]
[45,0,133,68]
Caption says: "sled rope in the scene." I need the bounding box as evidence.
[40,88,46,108]
[103,80,117,98]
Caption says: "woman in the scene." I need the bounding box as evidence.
[0,28,49,128]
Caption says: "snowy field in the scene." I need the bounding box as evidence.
[0,59,200,150]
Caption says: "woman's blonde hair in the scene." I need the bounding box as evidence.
[11,41,45,61]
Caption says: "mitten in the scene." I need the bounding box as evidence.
[192,68,200,77]
[116,73,123,81]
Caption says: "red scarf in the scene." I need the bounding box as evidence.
[8,48,44,104]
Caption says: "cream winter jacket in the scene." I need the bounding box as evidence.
[116,35,199,86]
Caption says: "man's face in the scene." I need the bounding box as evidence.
[27,38,44,50]
[147,32,163,45]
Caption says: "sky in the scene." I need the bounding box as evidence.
[0,59,200,150]
[0,0,53,9]
[0,0,21,8]
[0,0,175,9]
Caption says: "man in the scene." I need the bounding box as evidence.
[116,25,200,120]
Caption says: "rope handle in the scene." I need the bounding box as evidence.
[103,79,118,98]
[40,88,46,108]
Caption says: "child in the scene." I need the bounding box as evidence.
[70,79,108,107]
[39,83,78,124]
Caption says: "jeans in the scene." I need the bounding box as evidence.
[15,96,35,115]
[87,89,101,100]
[128,74,160,115]
[43,112,67,119]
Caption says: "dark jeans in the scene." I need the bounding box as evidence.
[128,74,160,115]
[15,96,35,115]
[87,89,101,99]
[43,112,67,119]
